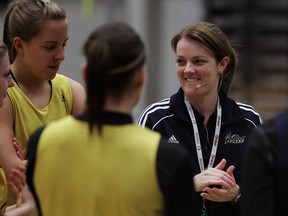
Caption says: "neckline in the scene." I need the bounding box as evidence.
[9,69,19,86]
[9,69,52,88]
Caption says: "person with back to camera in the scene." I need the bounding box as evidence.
[25,21,197,216]
[241,109,288,216]
[0,0,86,211]
[137,21,262,216]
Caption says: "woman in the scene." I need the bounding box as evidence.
[137,22,262,216]
[0,44,14,212]
[0,44,13,106]
[26,21,196,216]
[0,45,33,216]
[0,0,86,210]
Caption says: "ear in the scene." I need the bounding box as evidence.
[81,63,88,81]
[13,37,24,54]
[218,56,230,75]
[135,65,146,87]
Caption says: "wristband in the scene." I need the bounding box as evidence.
[232,193,241,204]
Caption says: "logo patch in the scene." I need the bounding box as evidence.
[168,135,179,144]
[225,132,246,144]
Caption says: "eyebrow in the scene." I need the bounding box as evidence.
[176,55,208,59]
[43,37,69,44]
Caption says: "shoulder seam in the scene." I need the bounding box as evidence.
[137,98,170,126]
[152,114,174,130]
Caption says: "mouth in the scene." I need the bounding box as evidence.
[184,77,201,82]
[49,65,60,71]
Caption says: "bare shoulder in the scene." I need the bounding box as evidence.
[66,77,86,116]
[66,77,84,91]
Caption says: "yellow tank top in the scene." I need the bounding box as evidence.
[34,116,163,216]
[0,170,7,212]
[0,74,73,210]
[9,74,72,155]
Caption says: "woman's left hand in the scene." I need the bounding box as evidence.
[200,165,240,202]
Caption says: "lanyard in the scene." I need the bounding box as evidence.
[184,96,222,172]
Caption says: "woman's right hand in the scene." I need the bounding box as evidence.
[193,159,236,192]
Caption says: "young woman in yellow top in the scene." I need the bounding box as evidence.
[0,0,86,210]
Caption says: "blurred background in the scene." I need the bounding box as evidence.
[0,0,287,121]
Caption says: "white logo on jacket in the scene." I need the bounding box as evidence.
[168,135,179,144]
[224,132,246,144]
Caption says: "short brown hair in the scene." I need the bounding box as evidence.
[171,22,238,95]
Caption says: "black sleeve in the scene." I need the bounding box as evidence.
[241,121,276,216]
[26,126,46,216]
[156,138,197,216]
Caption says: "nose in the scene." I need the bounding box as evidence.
[184,62,195,73]
[54,47,65,61]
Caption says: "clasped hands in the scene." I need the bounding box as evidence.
[193,158,240,203]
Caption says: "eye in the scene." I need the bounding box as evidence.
[44,46,56,51]
[194,59,206,65]
[4,71,11,78]
[176,58,186,66]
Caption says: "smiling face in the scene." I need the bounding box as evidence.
[175,37,229,99]
[0,53,14,107]
[13,19,68,80]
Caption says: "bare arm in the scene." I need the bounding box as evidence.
[0,97,22,178]
[67,78,86,116]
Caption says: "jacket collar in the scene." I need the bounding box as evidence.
[170,88,245,125]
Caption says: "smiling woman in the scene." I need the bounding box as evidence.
[0,0,86,212]
[137,21,262,216]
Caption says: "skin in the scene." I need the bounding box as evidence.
[0,53,14,107]
[11,19,86,112]
[0,53,32,214]
[176,38,229,124]
[0,19,85,215]
[5,186,35,216]
[6,140,34,215]
[0,19,86,185]
[175,38,239,202]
